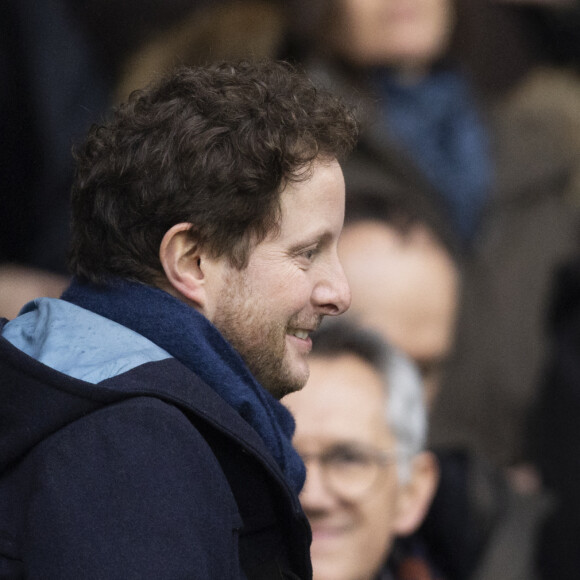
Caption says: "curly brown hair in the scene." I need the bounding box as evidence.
[69,60,358,285]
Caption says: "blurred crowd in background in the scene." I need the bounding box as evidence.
[2,0,580,578]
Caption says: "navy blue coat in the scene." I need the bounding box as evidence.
[0,319,312,579]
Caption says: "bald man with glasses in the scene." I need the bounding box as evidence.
[284,319,440,580]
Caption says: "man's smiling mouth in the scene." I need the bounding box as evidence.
[290,329,310,340]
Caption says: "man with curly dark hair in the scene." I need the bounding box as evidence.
[0,61,358,579]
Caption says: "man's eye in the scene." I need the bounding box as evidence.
[301,247,318,261]
[296,246,319,262]
[328,449,368,467]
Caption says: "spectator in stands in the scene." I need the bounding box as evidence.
[0,60,357,578]
[339,188,460,408]
[284,318,441,580]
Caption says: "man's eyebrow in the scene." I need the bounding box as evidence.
[288,231,333,254]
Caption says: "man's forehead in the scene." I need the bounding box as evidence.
[290,355,388,425]
[262,160,345,242]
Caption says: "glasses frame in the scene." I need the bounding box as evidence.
[300,443,401,500]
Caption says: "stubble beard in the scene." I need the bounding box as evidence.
[211,274,308,400]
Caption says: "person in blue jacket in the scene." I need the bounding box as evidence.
[0,60,358,579]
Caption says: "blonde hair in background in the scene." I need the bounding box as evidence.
[116,1,286,103]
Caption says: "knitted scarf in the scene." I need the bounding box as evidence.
[62,278,306,494]
[372,68,493,244]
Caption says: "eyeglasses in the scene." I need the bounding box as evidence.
[299,443,398,500]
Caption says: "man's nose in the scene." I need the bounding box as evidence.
[312,259,351,316]
[300,463,337,512]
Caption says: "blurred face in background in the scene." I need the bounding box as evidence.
[285,354,404,580]
[330,0,455,74]
[339,221,459,406]
[285,352,437,580]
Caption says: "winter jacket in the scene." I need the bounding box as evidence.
[0,296,312,579]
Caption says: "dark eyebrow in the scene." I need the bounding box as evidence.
[288,231,333,255]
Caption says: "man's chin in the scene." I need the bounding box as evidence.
[268,376,307,400]
[284,356,311,393]
[249,343,311,399]
[266,362,309,400]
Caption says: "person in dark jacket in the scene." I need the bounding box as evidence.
[529,253,580,580]
[0,60,358,579]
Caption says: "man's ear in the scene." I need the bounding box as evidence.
[393,451,439,536]
[159,223,208,309]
